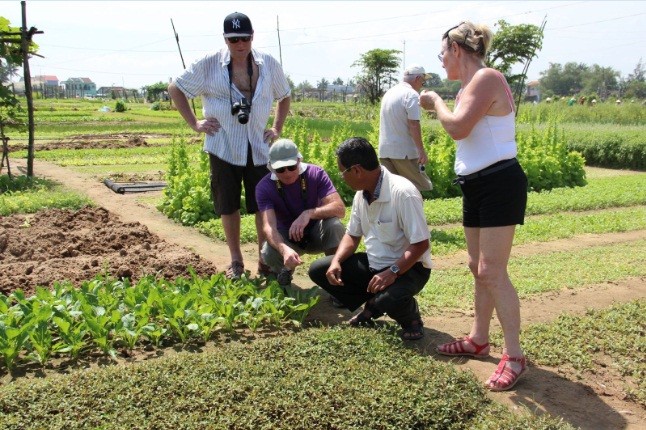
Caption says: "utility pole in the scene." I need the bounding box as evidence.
[402,40,406,74]
[276,16,283,66]
[514,15,547,117]
[20,1,43,177]
[170,19,195,114]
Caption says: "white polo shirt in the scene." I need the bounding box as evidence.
[174,48,291,166]
[347,167,432,270]
[378,82,421,159]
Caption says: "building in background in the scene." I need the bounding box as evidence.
[61,77,97,98]
[13,75,60,97]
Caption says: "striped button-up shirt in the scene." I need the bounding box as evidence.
[174,48,291,166]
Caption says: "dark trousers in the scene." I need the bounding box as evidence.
[308,253,431,325]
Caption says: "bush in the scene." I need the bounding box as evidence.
[424,119,587,196]
[517,100,645,125]
[150,101,171,111]
[114,100,127,112]
[157,136,214,225]
[160,117,588,225]
[565,128,645,170]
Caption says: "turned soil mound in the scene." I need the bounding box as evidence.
[0,206,218,296]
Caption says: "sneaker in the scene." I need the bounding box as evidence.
[276,267,293,286]
[225,261,244,280]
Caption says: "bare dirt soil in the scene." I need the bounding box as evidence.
[8,133,202,152]
[4,153,646,430]
[0,206,218,297]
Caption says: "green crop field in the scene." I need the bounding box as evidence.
[0,98,644,429]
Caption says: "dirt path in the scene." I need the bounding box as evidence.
[11,157,646,429]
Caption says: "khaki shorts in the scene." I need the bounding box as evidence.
[380,157,433,191]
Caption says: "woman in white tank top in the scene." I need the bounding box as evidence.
[420,21,528,392]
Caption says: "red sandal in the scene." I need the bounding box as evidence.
[486,354,527,391]
[436,336,490,358]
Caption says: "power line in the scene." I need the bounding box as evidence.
[548,12,645,30]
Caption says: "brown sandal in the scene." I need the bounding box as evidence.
[225,261,244,280]
[257,261,273,277]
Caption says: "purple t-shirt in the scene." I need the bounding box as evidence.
[256,164,338,231]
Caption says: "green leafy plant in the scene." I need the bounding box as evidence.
[114,100,127,112]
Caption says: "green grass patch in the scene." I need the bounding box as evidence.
[24,144,200,167]
[199,173,646,245]
[0,176,92,216]
[419,240,646,311]
[0,328,572,430]
[494,300,645,407]
[431,206,646,256]
[425,173,646,225]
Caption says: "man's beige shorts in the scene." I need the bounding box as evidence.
[380,157,433,192]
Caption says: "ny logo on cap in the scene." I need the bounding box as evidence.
[232,18,240,29]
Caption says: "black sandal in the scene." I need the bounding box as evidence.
[348,308,376,327]
[348,300,383,327]
[400,318,424,341]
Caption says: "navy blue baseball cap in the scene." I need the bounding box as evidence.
[223,12,253,37]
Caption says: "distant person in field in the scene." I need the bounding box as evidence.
[378,64,434,193]
[167,11,291,280]
[309,137,432,341]
[419,21,528,391]
[255,138,345,290]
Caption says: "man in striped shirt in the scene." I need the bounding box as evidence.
[168,12,291,279]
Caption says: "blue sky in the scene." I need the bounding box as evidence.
[2,1,644,89]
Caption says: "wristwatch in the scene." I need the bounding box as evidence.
[389,264,400,277]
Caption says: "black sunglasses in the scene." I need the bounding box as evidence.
[275,165,298,174]
[227,36,251,43]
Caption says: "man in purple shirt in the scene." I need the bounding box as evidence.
[256,139,345,287]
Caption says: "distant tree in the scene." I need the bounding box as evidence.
[487,20,543,83]
[285,74,295,92]
[143,81,168,102]
[582,65,619,99]
[627,58,645,81]
[539,62,590,97]
[621,58,646,99]
[332,77,344,86]
[295,80,313,101]
[487,19,544,107]
[316,77,329,91]
[423,73,442,88]
[316,77,329,101]
[296,80,313,91]
[352,48,401,104]
[433,78,461,99]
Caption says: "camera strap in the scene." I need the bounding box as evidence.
[275,173,308,221]
[228,53,255,108]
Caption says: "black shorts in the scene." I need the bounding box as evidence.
[460,161,528,228]
[209,147,268,216]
